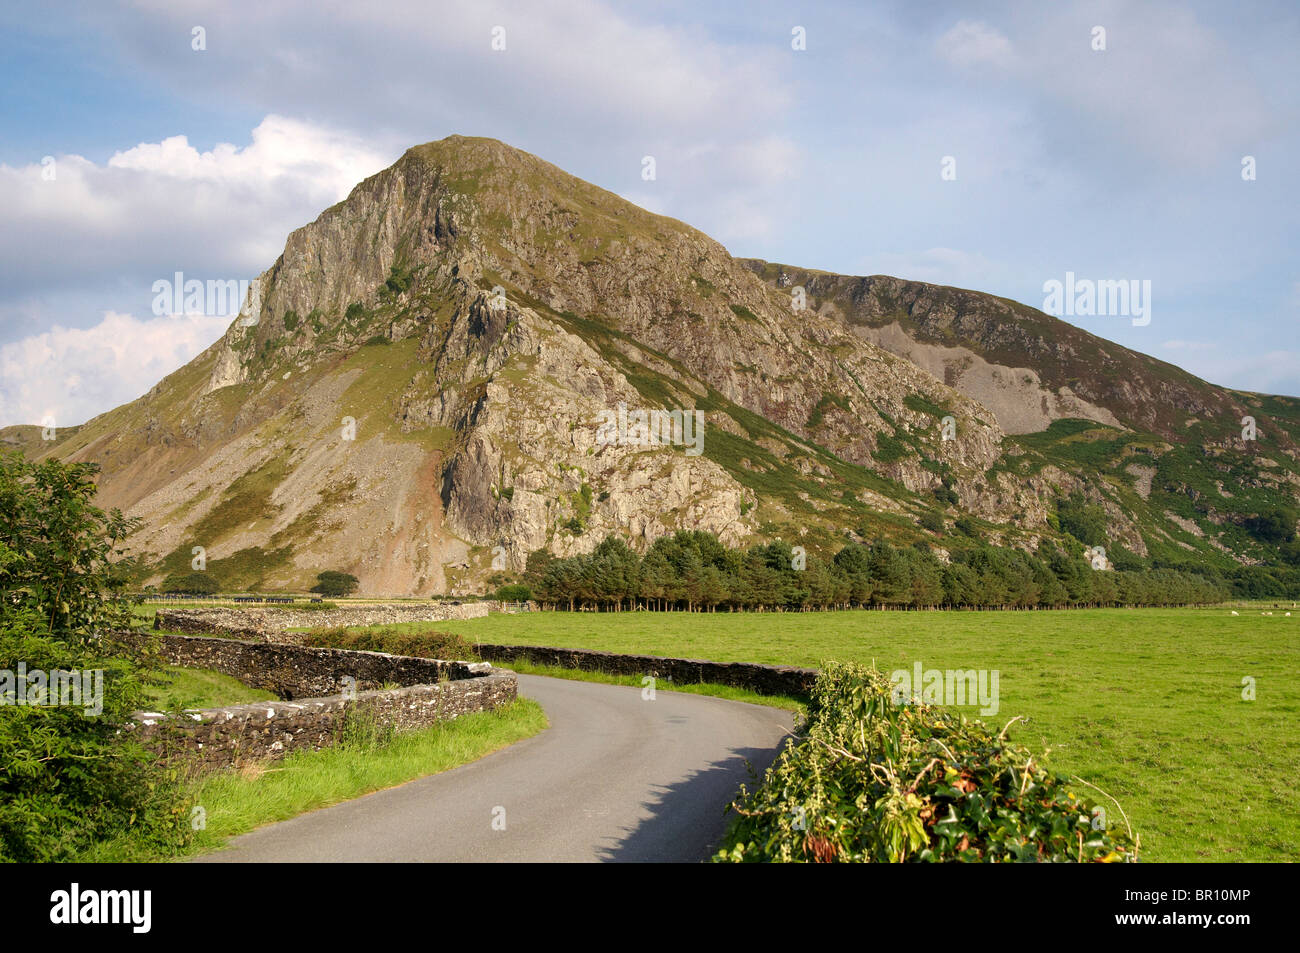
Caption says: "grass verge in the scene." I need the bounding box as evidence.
[74,698,547,861]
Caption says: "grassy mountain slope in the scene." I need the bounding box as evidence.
[5,136,1297,592]
[741,259,1300,570]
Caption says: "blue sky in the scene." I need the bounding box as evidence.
[2,0,1297,427]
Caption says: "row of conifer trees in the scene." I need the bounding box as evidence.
[513,531,1228,611]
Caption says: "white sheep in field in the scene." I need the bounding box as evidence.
[1231,610,1239,616]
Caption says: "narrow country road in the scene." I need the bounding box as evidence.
[195,674,795,863]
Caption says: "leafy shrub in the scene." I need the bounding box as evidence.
[715,661,1137,863]
[932,486,959,506]
[1243,508,1296,544]
[903,393,947,418]
[494,584,532,602]
[918,511,945,533]
[384,265,413,296]
[303,626,476,662]
[311,570,359,597]
[0,452,191,861]
[872,430,911,464]
[1057,496,1108,547]
[1107,545,1145,572]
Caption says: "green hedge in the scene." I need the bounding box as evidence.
[715,662,1138,863]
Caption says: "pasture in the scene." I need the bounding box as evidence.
[428,606,1298,862]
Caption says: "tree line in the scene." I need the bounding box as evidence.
[515,531,1229,612]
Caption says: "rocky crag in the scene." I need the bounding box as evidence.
[10,136,1299,594]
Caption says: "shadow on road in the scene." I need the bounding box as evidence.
[597,743,788,862]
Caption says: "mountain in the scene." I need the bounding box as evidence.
[8,135,1299,595]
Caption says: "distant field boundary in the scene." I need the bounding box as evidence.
[473,642,817,697]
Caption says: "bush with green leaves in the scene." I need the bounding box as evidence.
[311,570,359,597]
[715,661,1138,863]
[0,451,192,861]
[1243,508,1296,544]
[1056,495,1109,548]
[917,511,945,534]
[494,583,533,602]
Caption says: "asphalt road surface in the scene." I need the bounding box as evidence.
[195,673,795,863]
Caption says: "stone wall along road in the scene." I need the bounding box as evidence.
[125,632,515,770]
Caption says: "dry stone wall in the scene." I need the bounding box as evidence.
[125,632,515,769]
[154,601,493,642]
[126,631,491,699]
[130,673,517,770]
[474,643,816,697]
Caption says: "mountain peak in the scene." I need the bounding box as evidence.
[402,134,540,168]
[18,140,1299,596]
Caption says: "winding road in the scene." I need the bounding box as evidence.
[195,674,795,863]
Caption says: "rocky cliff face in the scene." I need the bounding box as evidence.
[737,260,1287,444]
[15,136,1300,594]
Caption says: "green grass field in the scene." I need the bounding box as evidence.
[422,607,1298,863]
[142,665,277,711]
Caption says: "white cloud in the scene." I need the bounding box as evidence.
[107,115,384,193]
[1010,2,1275,170]
[723,136,802,185]
[0,311,229,428]
[867,247,1012,290]
[82,2,801,251]
[1176,348,1300,397]
[935,20,1014,70]
[98,1,791,142]
[664,136,803,242]
[0,115,394,312]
